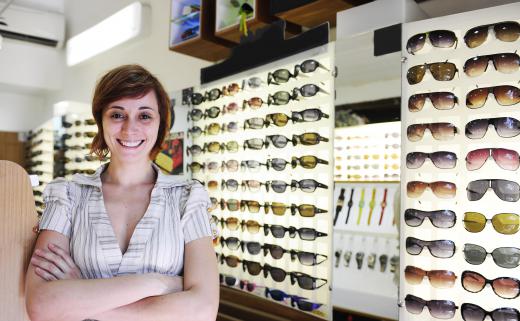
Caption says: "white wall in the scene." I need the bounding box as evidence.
[0,92,51,131]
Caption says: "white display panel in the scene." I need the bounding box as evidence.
[401,3,520,321]
[188,43,335,319]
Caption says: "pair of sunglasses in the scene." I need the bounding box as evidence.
[264,202,327,217]
[406,151,457,169]
[464,21,520,48]
[266,156,329,171]
[404,209,456,228]
[464,243,520,268]
[406,30,457,55]
[265,179,328,193]
[220,237,259,253]
[213,216,262,233]
[267,59,327,85]
[239,160,268,171]
[465,117,520,139]
[408,91,458,111]
[407,62,458,85]
[466,148,519,171]
[407,122,458,141]
[262,244,327,266]
[466,85,520,108]
[265,288,322,312]
[406,237,456,258]
[462,270,520,299]
[467,179,520,202]
[404,294,458,319]
[404,265,457,288]
[263,224,327,241]
[244,263,327,290]
[461,303,520,321]
[464,52,519,77]
[202,141,239,154]
[463,212,520,234]
[200,83,240,101]
[219,274,258,292]
[407,181,456,199]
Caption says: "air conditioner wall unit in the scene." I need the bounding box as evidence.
[0,5,65,48]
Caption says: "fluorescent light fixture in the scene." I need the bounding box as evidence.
[66,2,148,66]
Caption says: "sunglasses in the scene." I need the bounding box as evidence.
[407,62,458,85]
[242,97,267,110]
[466,85,520,108]
[404,209,456,228]
[293,84,328,98]
[244,117,268,130]
[263,224,327,240]
[294,59,328,75]
[465,117,520,139]
[265,179,328,193]
[463,212,520,235]
[241,180,266,193]
[267,69,297,85]
[464,21,520,48]
[290,271,328,290]
[264,288,322,312]
[406,151,457,169]
[466,148,519,171]
[220,179,239,192]
[244,76,264,90]
[408,92,458,112]
[461,303,520,321]
[404,294,458,319]
[239,200,265,213]
[404,266,457,289]
[291,108,329,122]
[464,243,520,268]
[242,260,264,276]
[240,160,268,172]
[213,217,261,233]
[467,179,520,202]
[264,202,327,217]
[292,133,329,146]
[219,254,241,267]
[186,144,203,156]
[267,91,298,105]
[221,160,239,172]
[205,83,240,101]
[407,181,456,199]
[406,30,457,55]
[464,53,519,77]
[462,270,520,299]
[220,198,240,211]
[407,122,458,141]
[265,113,291,127]
[219,236,242,251]
[202,141,239,153]
[219,274,258,292]
[406,237,456,258]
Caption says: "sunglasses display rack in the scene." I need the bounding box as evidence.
[61,113,106,179]
[187,43,334,319]
[334,122,401,182]
[24,120,55,216]
[331,182,399,319]
[401,3,520,321]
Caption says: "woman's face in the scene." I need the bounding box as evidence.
[102,90,160,163]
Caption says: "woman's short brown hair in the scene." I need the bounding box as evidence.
[90,64,171,160]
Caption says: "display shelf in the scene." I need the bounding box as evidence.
[273,0,358,28]
[169,0,234,62]
[188,42,335,319]
[400,3,520,321]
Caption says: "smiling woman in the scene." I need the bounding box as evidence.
[24,65,219,321]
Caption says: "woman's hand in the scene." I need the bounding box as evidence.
[30,243,82,281]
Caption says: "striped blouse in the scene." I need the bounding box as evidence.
[39,163,215,279]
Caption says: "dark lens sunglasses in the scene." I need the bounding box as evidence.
[291,108,329,122]
[406,151,458,169]
[290,271,327,290]
[293,84,328,98]
[267,91,298,106]
[266,135,291,148]
[404,294,458,319]
[464,243,520,268]
[461,303,520,321]
[292,133,329,146]
[294,59,329,76]
[461,270,520,299]
[404,209,457,228]
[464,52,519,77]
[466,85,520,108]
[407,62,459,84]
[407,30,458,54]
[406,237,456,258]
[263,224,327,240]
[290,179,328,193]
[190,92,205,105]
[267,68,296,85]
[408,92,458,111]
[464,21,520,48]
[467,179,520,202]
[407,122,459,141]
[187,108,204,121]
[465,117,520,139]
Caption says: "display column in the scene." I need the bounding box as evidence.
[401,3,520,321]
